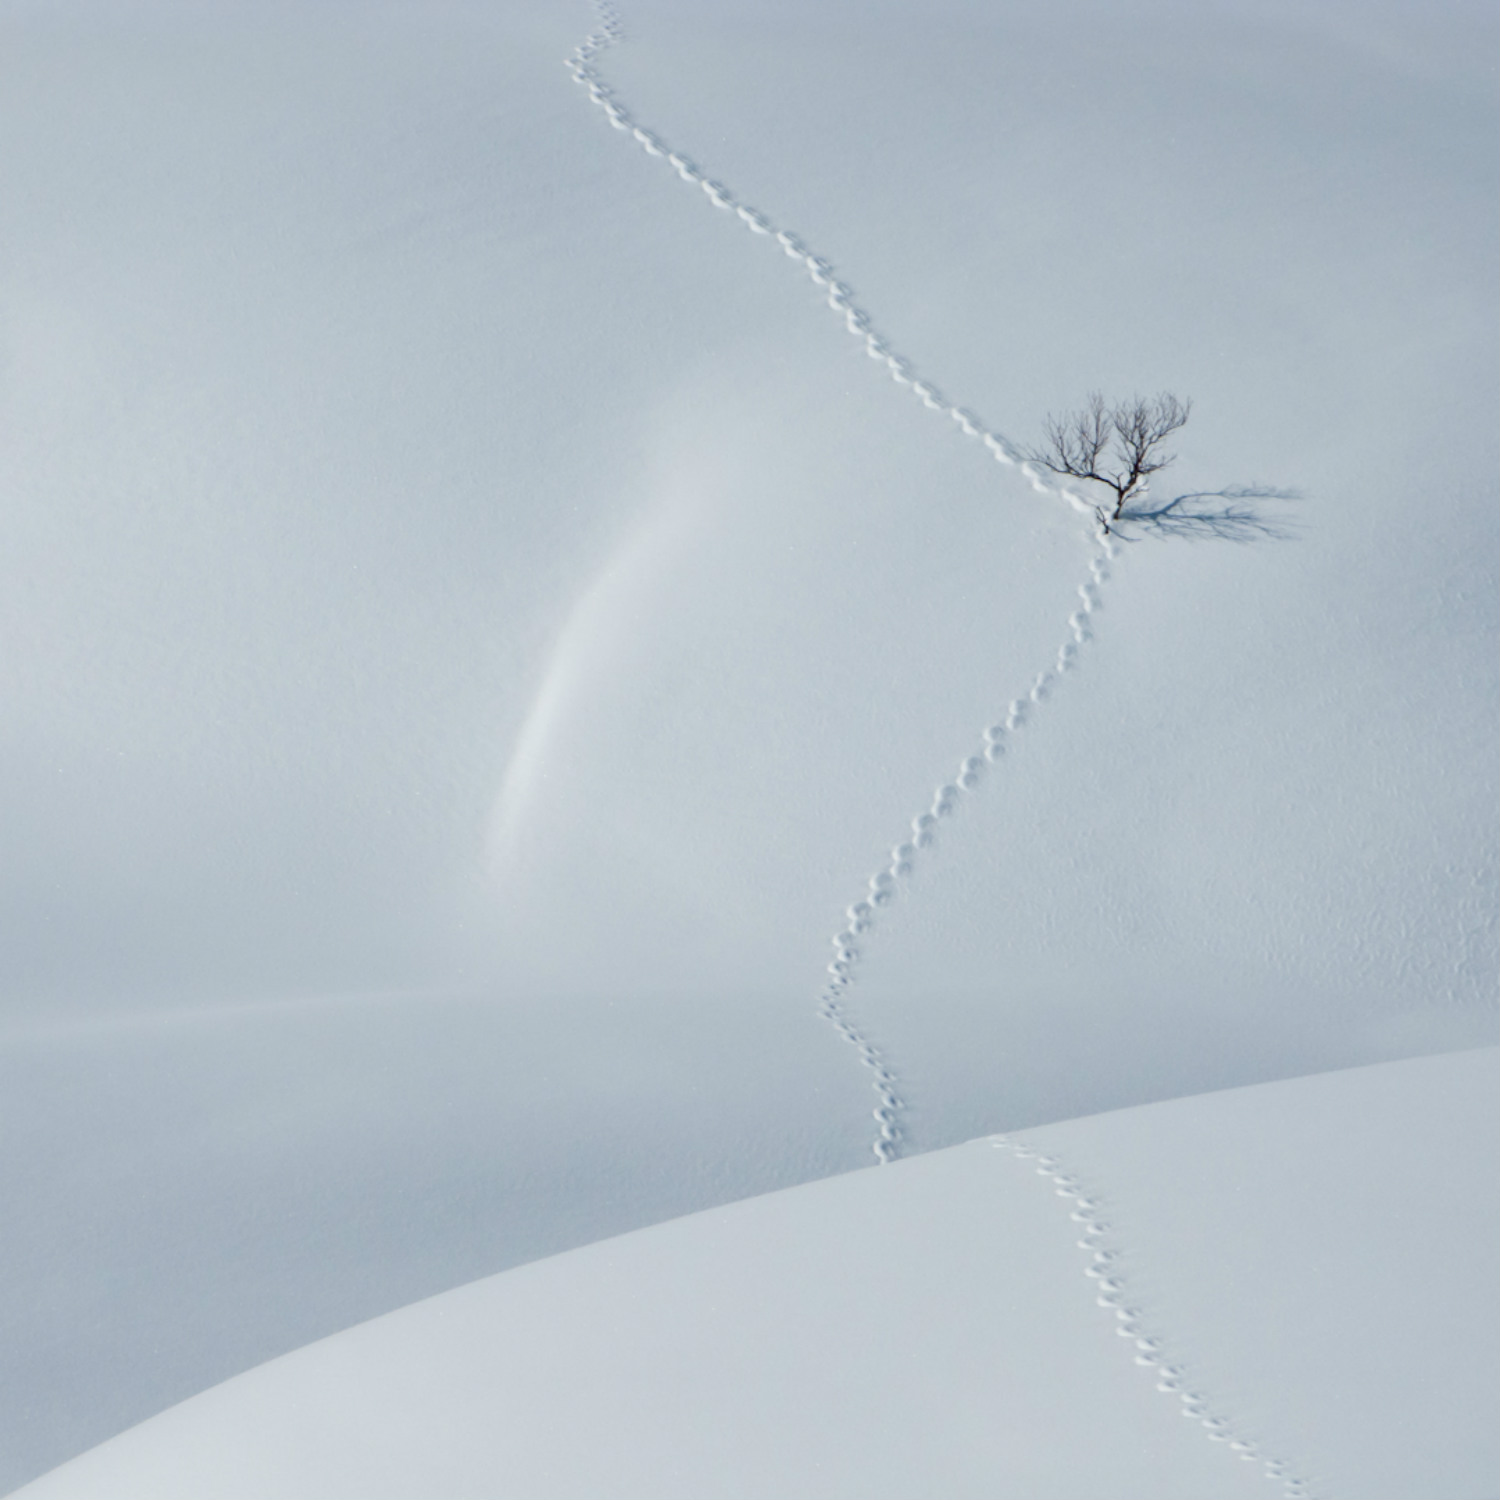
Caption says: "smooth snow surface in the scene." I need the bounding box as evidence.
[1,0,1496,1488]
[15,1051,1498,1500]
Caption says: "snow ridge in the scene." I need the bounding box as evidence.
[564,1,1112,1163]
[989,1136,1323,1500]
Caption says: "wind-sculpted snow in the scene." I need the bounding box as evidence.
[21,1051,1488,1498]
[566,0,1115,1161]
[990,1136,1322,1500]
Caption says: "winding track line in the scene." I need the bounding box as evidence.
[564,0,1114,1161]
[990,1136,1322,1500]
[561,16,1314,1493]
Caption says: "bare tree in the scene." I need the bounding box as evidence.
[1027,391,1192,533]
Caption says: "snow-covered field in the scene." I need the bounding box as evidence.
[1,0,1495,1493]
[15,1049,1499,1500]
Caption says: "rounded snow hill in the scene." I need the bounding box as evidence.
[15,1047,1496,1500]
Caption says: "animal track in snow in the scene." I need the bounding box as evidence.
[565,0,1113,1163]
[818,554,1112,1162]
[563,3,1096,518]
[989,1136,1324,1500]
[562,16,1328,1492]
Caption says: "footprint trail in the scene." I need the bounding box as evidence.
[567,3,1098,521]
[565,0,1116,1164]
[820,549,1113,1162]
[563,11,1334,1492]
[988,1136,1324,1500]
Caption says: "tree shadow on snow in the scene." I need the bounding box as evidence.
[1117,485,1301,542]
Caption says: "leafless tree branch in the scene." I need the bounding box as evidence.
[1027,392,1192,532]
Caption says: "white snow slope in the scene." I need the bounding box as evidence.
[0,0,1495,1489]
[15,1050,1498,1500]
